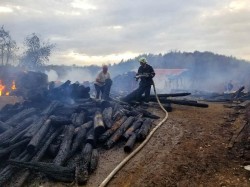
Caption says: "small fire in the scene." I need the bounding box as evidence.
[11,80,16,90]
[0,80,5,96]
[0,80,17,96]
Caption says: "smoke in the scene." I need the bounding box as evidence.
[45,68,96,84]
[61,69,95,83]
[45,70,59,81]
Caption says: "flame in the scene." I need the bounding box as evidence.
[0,80,5,96]
[11,80,16,90]
[0,80,17,96]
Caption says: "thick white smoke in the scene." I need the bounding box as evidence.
[45,70,59,81]
[61,69,95,83]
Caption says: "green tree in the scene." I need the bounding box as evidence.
[0,26,18,66]
[20,33,55,70]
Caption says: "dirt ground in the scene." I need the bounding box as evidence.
[105,103,250,187]
[1,99,250,187]
[100,104,250,187]
[38,102,250,187]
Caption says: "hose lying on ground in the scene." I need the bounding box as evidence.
[99,80,169,187]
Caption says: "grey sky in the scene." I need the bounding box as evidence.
[0,0,249,66]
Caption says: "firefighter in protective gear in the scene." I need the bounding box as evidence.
[136,57,155,103]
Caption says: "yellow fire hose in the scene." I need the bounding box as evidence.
[99,80,169,187]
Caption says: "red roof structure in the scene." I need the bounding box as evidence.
[154,69,188,76]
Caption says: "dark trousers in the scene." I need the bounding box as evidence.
[136,83,151,103]
[94,84,104,99]
[94,79,112,100]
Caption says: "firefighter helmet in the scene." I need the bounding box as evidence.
[138,57,147,64]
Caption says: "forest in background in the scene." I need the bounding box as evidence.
[44,51,250,92]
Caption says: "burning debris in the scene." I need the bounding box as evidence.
[0,69,214,186]
[0,86,161,186]
[0,80,16,96]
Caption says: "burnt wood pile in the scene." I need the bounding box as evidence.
[0,98,158,186]
[14,71,48,100]
[122,92,209,111]
[12,71,90,102]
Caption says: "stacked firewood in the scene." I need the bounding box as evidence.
[0,98,159,186]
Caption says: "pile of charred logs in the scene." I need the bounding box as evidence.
[12,71,90,102]
[0,98,159,186]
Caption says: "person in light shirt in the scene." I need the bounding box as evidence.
[94,64,112,100]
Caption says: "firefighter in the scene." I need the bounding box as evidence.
[94,64,112,100]
[135,57,155,103]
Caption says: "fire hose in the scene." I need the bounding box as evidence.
[99,80,169,187]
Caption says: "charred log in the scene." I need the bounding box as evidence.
[86,128,95,147]
[0,116,35,144]
[112,108,129,121]
[24,116,47,138]
[124,133,137,153]
[0,138,30,158]
[7,125,31,145]
[69,124,88,157]
[123,118,144,139]
[135,108,160,119]
[75,143,93,184]
[120,89,138,103]
[0,166,17,186]
[137,118,153,142]
[81,121,93,130]
[94,110,106,138]
[0,121,10,133]
[4,108,37,127]
[52,105,78,117]
[9,147,23,159]
[98,116,127,143]
[50,115,72,126]
[27,119,51,153]
[127,110,143,117]
[85,107,101,116]
[150,98,209,108]
[150,93,191,98]
[41,100,62,116]
[89,149,99,173]
[49,144,60,158]
[163,103,173,112]
[0,103,25,122]
[32,127,62,161]
[71,111,86,127]
[105,116,135,149]
[8,160,75,182]
[169,99,208,108]
[0,148,32,186]
[53,125,75,166]
[12,127,64,187]
[102,107,113,128]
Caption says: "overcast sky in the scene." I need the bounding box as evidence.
[0,0,249,66]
